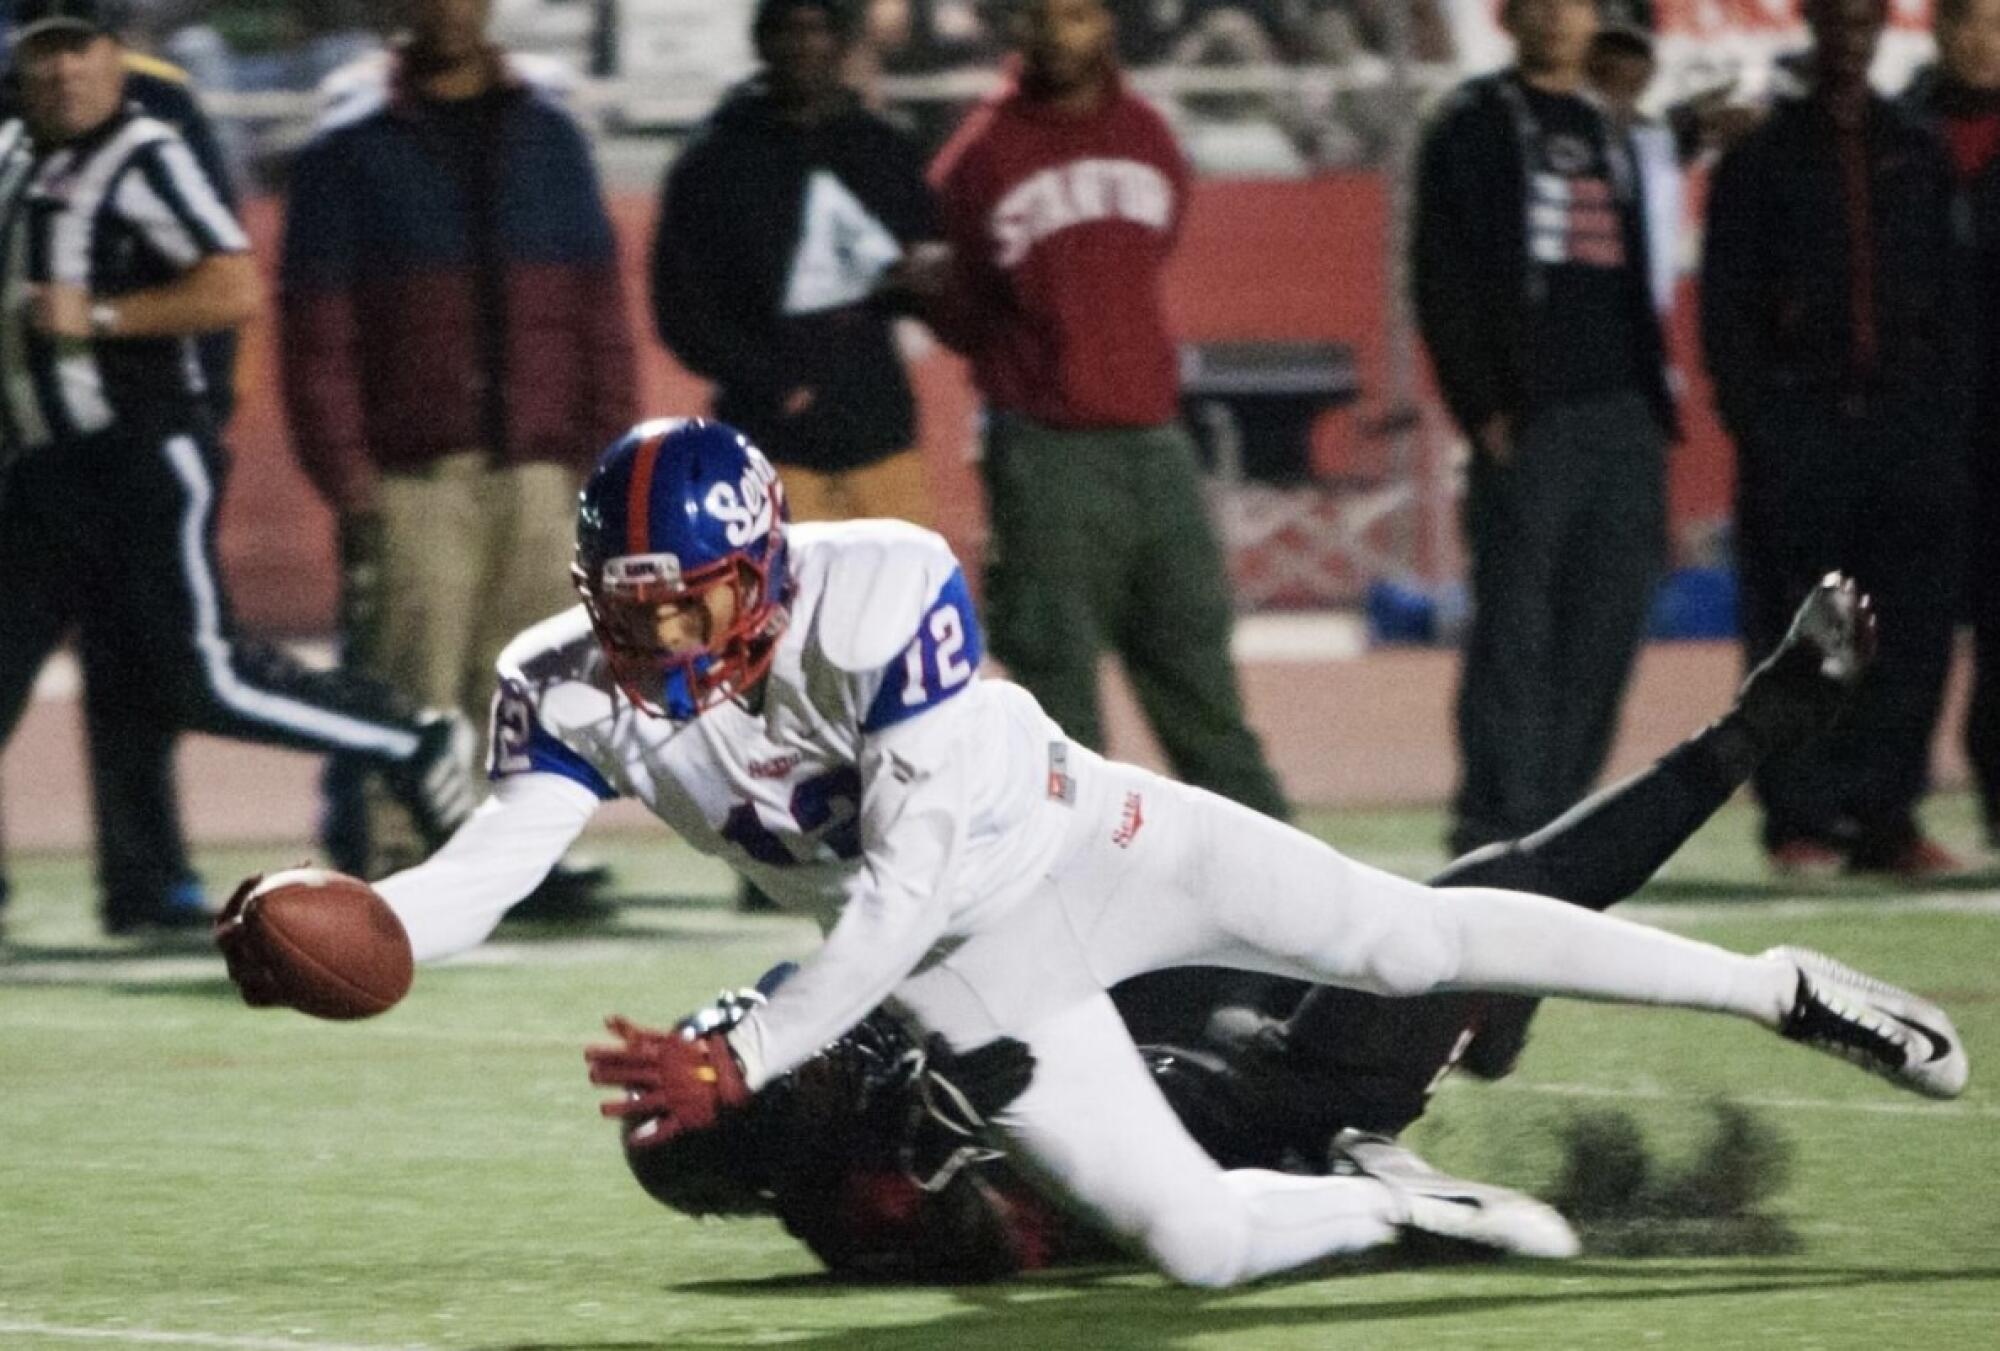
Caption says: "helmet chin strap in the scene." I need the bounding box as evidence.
[661,662,709,722]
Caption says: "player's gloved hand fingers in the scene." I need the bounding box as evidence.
[959,1036,1036,1113]
[599,1087,710,1135]
[216,941,284,1008]
[622,1115,683,1149]
[1855,592,1879,663]
[584,1053,665,1088]
[600,1014,681,1054]
[212,912,283,1007]
[599,1092,661,1120]
[215,873,264,927]
[935,1035,1037,1117]
[238,973,284,1008]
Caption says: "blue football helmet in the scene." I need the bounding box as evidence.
[573,418,792,719]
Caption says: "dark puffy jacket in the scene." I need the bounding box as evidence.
[1701,93,1971,441]
[1903,68,2000,427]
[280,52,635,513]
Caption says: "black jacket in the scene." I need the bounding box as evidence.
[1701,92,1970,442]
[650,81,940,471]
[1411,72,1674,442]
[1903,68,2000,431]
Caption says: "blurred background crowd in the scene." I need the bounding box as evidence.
[0,0,1994,941]
[0,1,1459,179]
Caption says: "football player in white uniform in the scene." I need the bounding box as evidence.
[233,419,1968,1287]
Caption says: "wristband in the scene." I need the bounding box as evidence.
[88,302,120,337]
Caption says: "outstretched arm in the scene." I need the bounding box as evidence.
[375,772,599,963]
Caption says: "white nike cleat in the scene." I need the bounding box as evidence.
[1766,946,1969,1100]
[1331,1129,1581,1259]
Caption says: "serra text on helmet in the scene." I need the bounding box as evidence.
[705,449,781,549]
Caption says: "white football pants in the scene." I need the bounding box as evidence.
[889,746,1796,1287]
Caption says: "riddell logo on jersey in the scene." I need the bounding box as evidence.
[1112,792,1145,849]
[749,754,800,779]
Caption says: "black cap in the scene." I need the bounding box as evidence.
[13,0,115,43]
[1591,21,1656,61]
[752,0,856,44]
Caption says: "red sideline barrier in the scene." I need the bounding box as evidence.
[221,178,1734,634]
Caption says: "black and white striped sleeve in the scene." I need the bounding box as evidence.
[113,135,250,267]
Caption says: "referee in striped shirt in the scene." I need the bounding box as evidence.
[0,0,479,935]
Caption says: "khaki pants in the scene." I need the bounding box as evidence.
[357,452,580,869]
[777,448,932,527]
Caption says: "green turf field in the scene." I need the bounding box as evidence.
[2,796,1995,1351]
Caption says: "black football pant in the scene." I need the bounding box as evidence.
[0,429,434,917]
[1734,397,1966,858]
[1277,713,1760,1138]
[1154,710,1764,1167]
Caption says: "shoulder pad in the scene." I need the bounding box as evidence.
[489,606,618,798]
[804,522,965,676]
[496,605,602,693]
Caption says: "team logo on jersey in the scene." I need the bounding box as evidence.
[749,754,801,780]
[1046,742,1076,805]
[989,158,1174,269]
[1112,791,1145,849]
[704,449,780,547]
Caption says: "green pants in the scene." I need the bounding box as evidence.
[979,414,1288,820]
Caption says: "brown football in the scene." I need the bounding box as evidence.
[243,869,413,1020]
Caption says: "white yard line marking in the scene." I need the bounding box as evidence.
[0,1006,580,1050]
[0,1322,425,1351]
[10,889,1991,991]
[1620,892,2000,925]
[1470,1077,2000,1120]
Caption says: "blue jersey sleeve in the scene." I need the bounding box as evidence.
[488,678,619,800]
[863,568,983,733]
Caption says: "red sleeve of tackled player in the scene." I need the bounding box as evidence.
[777,1165,1067,1281]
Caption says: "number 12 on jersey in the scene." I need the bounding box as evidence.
[902,605,973,705]
[865,569,983,733]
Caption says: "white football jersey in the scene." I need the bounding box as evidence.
[378,520,1074,1086]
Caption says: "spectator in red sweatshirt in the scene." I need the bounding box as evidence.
[910,0,1288,1040]
[917,0,1284,809]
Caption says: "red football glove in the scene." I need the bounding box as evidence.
[585,1015,752,1146]
[213,873,286,1008]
